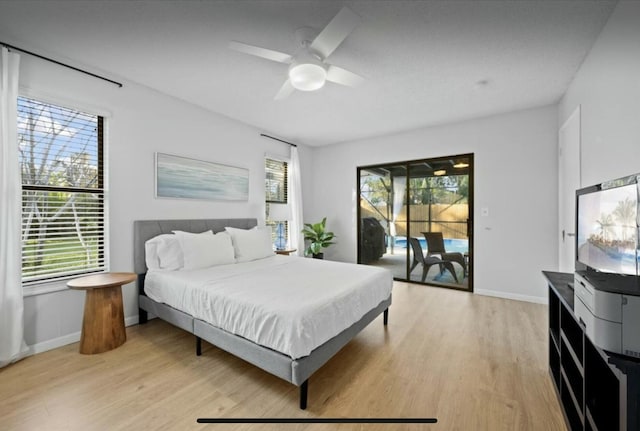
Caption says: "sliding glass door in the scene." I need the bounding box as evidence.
[358,154,473,291]
[358,162,406,279]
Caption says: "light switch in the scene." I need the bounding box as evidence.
[481,207,489,217]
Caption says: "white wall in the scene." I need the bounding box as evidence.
[307,105,559,303]
[18,55,314,353]
[559,1,640,186]
[19,0,639,352]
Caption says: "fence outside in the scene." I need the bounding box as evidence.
[361,202,468,239]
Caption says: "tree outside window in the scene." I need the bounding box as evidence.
[18,96,106,284]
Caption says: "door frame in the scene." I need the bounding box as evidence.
[357,153,474,292]
[558,105,581,272]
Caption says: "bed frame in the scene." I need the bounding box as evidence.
[133,218,391,410]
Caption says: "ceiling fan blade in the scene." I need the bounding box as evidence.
[229,41,292,64]
[275,79,295,100]
[310,7,361,59]
[326,65,364,87]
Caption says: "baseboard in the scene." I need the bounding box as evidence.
[26,315,140,356]
[26,331,82,356]
[474,288,548,304]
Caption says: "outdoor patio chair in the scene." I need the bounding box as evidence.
[409,237,458,283]
[422,232,467,277]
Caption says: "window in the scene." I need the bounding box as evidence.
[265,158,288,203]
[265,158,289,248]
[19,96,106,285]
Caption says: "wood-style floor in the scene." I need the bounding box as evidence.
[0,282,567,431]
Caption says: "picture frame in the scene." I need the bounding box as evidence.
[155,152,249,201]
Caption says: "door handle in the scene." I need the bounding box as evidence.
[566,232,575,237]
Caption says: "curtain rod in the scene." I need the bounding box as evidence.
[260,133,297,148]
[1,41,123,88]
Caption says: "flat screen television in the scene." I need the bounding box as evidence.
[576,174,639,276]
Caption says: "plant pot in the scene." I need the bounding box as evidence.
[312,253,324,259]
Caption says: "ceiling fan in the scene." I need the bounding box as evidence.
[229,6,364,100]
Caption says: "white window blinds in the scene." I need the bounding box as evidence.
[19,96,106,284]
[265,158,288,203]
[265,158,289,247]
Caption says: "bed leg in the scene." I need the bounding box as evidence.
[196,336,202,356]
[300,380,308,410]
[383,308,389,326]
[139,308,148,325]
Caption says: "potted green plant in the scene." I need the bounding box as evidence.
[302,217,336,259]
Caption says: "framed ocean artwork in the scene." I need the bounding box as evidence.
[155,152,249,201]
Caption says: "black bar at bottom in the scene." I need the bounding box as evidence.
[383,308,389,325]
[197,418,437,424]
[196,336,202,356]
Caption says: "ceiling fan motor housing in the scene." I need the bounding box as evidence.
[288,50,327,91]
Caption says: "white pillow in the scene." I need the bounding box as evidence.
[145,235,165,270]
[173,230,235,270]
[225,226,275,263]
[145,234,183,271]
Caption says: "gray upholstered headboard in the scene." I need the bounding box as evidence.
[133,218,258,275]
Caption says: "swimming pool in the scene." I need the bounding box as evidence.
[393,236,468,254]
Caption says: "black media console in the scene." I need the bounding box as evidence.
[544,271,640,431]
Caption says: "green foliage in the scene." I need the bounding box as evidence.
[409,175,468,205]
[362,174,469,208]
[361,177,390,205]
[301,217,336,256]
[22,237,100,278]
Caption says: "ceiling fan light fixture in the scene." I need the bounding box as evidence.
[289,62,327,91]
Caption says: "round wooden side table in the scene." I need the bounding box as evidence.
[67,272,137,354]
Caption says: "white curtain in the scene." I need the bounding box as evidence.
[289,146,304,255]
[0,47,27,368]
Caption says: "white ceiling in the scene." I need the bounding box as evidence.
[0,1,616,146]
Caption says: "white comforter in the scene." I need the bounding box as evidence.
[144,255,393,359]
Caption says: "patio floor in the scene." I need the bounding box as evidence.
[366,247,469,289]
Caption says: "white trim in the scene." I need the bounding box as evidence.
[559,104,582,186]
[18,95,110,292]
[102,118,111,274]
[18,85,113,118]
[474,288,548,304]
[26,330,82,356]
[25,315,139,355]
[23,279,70,297]
[558,104,581,273]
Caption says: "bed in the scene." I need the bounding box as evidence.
[133,218,392,409]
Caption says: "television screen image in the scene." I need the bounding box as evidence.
[577,182,639,276]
